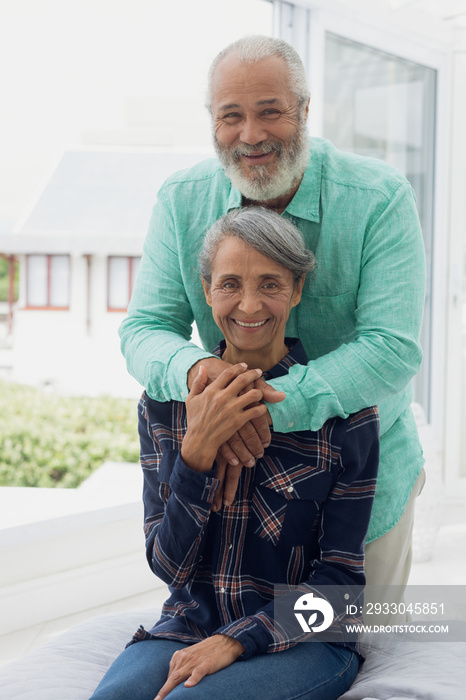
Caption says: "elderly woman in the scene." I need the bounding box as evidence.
[90,207,379,700]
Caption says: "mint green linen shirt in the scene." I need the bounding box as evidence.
[119,137,425,543]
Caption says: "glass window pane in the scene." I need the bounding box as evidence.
[49,255,70,307]
[108,257,130,309]
[323,33,436,417]
[27,255,48,307]
[130,257,141,295]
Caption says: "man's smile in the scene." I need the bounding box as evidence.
[241,152,275,165]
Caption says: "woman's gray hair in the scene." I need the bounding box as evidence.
[206,35,310,114]
[200,207,316,285]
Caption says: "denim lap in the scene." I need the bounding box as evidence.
[89,639,359,700]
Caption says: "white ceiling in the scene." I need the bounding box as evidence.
[389,0,466,25]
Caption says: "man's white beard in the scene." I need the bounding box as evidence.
[214,126,310,203]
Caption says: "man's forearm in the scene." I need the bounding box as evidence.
[119,192,215,401]
[267,334,419,435]
[119,319,213,401]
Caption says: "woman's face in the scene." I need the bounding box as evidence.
[202,236,304,366]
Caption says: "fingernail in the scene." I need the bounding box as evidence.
[246,458,255,467]
[262,441,270,448]
[240,362,247,368]
[224,499,230,507]
[255,368,262,375]
[211,504,217,512]
[230,458,239,466]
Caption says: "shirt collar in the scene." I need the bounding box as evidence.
[224,139,322,223]
[227,183,242,211]
[284,142,322,223]
[212,338,308,380]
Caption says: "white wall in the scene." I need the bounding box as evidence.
[446,49,466,495]
[0,0,273,230]
[13,250,201,397]
[13,253,141,396]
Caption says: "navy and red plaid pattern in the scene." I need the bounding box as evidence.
[133,340,379,660]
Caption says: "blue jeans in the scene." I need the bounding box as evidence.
[89,639,360,700]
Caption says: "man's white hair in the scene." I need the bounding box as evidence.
[206,35,310,112]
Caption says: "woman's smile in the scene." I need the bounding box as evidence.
[232,318,270,328]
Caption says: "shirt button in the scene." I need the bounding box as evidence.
[287,486,294,493]
[221,587,226,593]
[287,421,295,428]
[344,593,350,600]
[228,544,233,550]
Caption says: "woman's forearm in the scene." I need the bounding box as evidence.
[143,452,220,588]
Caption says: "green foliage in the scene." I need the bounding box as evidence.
[0,257,19,302]
[0,380,140,488]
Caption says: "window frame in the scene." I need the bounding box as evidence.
[273,0,453,488]
[107,255,141,312]
[25,254,71,310]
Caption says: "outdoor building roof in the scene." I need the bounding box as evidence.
[0,149,213,255]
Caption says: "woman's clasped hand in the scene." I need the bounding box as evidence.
[180,364,267,474]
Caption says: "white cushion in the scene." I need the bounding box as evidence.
[339,629,466,700]
[0,611,465,700]
[0,608,157,699]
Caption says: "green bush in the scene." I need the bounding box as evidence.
[0,380,140,488]
[0,257,19,302]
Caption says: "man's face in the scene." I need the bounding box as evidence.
[210,53,310,202]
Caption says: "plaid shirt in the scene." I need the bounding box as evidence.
[133,340,379,659]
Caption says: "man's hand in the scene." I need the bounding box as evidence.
[154,635,244,700]
[187,357,228,389]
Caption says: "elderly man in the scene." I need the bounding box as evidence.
[120,35,425,615]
